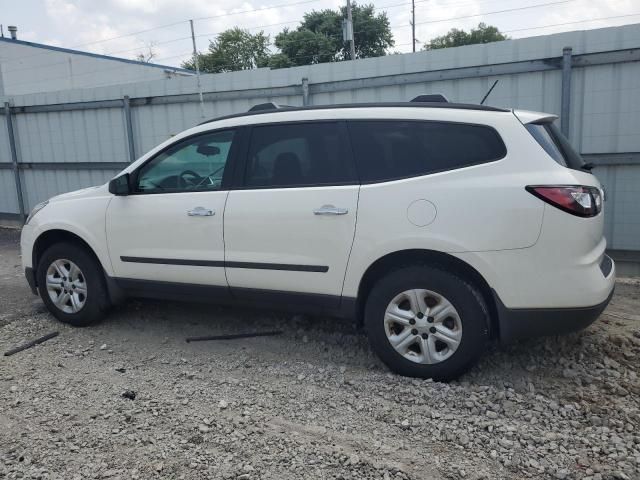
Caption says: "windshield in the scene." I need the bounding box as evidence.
[525,121,585,171]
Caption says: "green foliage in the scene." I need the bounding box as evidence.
[266,53,295,70]
[182,28,270,73]
[274,27,336,65]
[275,3,394,66]
[425,23,508,50]
[181,3,394,72]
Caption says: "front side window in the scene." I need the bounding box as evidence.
[348,120,507,183]
[244,122,356,188]
[135,129,235,193]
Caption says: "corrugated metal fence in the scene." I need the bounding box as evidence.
[1,24,640,255]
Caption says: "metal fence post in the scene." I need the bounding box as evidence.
[561,46,572,139]
[302,78,310,106]
[3,102,26,220]
[123,95,136,162]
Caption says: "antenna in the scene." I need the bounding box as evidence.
[480,80,499,105]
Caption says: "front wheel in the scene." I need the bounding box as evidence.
[364,266,489,381]
[36,242,110,326]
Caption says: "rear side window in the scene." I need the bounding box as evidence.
[244,122,356,188]
[525,122,584,170]
[348,120,506,183]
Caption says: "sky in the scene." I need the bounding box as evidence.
[2,0,639,68]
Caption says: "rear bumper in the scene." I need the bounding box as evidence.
[495,287,614,343]
[25,267,38,295]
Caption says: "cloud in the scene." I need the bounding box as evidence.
[6,0,640,66]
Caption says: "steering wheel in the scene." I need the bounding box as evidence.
[178,170,203,188]
[187,165,226,189]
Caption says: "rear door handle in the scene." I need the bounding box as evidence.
[313,205,348,216]
[187,207,215,216]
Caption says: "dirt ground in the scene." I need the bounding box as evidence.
[1,227,639,480]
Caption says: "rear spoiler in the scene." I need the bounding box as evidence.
[513,110,558,124]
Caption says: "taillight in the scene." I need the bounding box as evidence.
[526,185,602,217]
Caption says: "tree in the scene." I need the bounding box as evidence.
[425,23,508,50]
[182,28,270,73]
[274,3,394,66]
[135,42,157,63]
[266,53,295,70]
[274,28,335,66]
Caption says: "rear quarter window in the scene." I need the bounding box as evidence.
[348,120,506,183]
[525,122,585,170]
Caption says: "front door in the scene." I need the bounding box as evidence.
[223,121,360,300]
[106,128,237,286]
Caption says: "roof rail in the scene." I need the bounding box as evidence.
[411,94,449,103]
[198,100,508,125]
[248,102,292,112]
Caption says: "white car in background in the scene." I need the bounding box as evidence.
[20,98,615,380]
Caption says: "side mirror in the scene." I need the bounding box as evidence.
[108,173,131,196]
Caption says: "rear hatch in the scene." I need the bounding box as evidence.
[514,109,602,217]
[514,110,609,275]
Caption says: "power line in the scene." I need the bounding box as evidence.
[2,0,507,69]
[502,12,640,34]
[1,17,304,76]
[151,11,640,74]
[0,0,583,73]
[106,18,306,57]
[412,0,578,27]
[68,21,188,50]
[193,0,319,22]
[6,8,639,91]
[3,0,635,81]
[0,0,324,67]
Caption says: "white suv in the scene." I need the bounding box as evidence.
[20,100,615,380]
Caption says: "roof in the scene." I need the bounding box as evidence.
[0,37,194,74]
[199,102,510,125]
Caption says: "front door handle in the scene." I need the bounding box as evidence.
[187,207,215,217]
[313,205,349,216]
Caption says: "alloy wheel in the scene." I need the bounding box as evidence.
[45,259,88,314]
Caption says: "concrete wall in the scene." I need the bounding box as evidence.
[1,24,639,253]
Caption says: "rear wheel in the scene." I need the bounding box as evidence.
[364,265,489,381]
[36,242,109,326]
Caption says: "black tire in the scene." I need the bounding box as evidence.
[364,265,489,381]
[36,242,110,326]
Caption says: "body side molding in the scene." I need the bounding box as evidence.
[120,256,328,272]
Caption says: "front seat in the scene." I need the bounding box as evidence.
[272,152,303,186]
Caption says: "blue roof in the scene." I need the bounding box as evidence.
[0,37,194,74]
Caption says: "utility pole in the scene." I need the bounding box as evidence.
[411,0,416,52]
[189,19,205,118]
[346,0,356,60]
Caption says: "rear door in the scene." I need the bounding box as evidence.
[223,121,359,301]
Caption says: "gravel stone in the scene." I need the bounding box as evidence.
[0,228,638,480]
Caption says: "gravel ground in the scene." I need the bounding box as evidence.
[1,227,639,480]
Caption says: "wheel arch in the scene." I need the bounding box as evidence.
[32,228,123,304]
[32,229,101,273]
[355,249,499,338]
